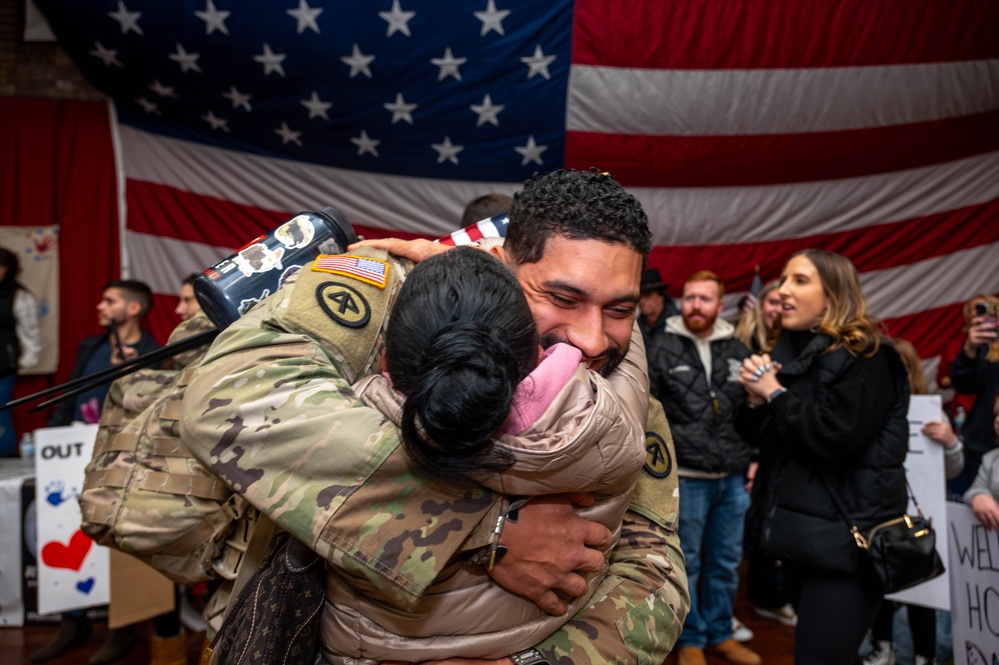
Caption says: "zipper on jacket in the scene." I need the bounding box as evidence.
[709,389,721,415]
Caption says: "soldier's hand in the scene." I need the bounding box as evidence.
[381,659,512,665]
[348,237,451,263]
[489,493,612,616]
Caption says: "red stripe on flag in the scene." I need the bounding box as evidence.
[572,0,999,69]
[567,112,999,187]
[647,199,999,294]
[126,180,432,247]
[881,302,966,361]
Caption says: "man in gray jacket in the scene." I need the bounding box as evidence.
[648,270,757,665]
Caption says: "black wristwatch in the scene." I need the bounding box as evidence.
[510,648,551,665]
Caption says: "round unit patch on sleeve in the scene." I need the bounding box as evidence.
[316,281,371,328]
[643,432,673,479]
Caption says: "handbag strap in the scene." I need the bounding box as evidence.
[819,473,923,552]
[818,475,870,551]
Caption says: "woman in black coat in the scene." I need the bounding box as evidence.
[735,249,910,665]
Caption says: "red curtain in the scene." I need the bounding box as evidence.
[0,97,120,434]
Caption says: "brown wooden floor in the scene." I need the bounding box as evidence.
[0,620,207,665]
[1,587,795,665]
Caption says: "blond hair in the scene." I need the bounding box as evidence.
[781,249,881,357]
[891,338,928,395]
[734,280,779,352]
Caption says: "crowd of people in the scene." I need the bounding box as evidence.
[7,168,999,665]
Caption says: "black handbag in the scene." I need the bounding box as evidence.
[822,476,945,594]
[204,523,326,665]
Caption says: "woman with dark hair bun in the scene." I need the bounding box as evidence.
[322,246,650,664]
[0,246,41,456]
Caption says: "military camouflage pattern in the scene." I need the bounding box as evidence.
[181,245,689,661]
[80,312,241,585]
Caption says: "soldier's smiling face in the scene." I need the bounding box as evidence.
[497,235,641,376]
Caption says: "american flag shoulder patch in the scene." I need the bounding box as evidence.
[312,255,390,289]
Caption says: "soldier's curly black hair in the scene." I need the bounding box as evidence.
[504,168,652,265]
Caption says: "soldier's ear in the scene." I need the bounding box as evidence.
[491,244,507,266]
[380,348,388,374]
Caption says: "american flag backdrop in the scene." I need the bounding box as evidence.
[28,0,999,379]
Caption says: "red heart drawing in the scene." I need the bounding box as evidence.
[41,530,93,572]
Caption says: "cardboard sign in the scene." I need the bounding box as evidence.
[947,502,999,663]
[34,425,109,614]
[887,394,950,610]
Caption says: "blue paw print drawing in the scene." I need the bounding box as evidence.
[44,480,78,507]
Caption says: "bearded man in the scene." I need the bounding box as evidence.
[647,271,758,665]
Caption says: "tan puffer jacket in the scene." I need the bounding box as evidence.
[319,328,649,664]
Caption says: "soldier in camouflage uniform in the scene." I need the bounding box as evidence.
[181,169,689,665]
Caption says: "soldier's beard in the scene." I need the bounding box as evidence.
[540,331,624,378]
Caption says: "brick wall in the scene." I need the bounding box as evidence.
[0,0,103,100]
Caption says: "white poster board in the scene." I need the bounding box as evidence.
[34,424,108,614]
[947,502,999,664]
[0,225,60,374]
[887,394,950,609]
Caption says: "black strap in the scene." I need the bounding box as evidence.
[820,473,922,551]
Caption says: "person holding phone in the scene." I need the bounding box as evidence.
[949,294,999,494]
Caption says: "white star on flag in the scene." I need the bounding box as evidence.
[341,44,375,78]
[195,0,231,36]
[222,86,252,111]
[521,45,556,80]
[201,111,230,132]
[148,80,176,97]
[470,94,504,127]
[287,0,323,35]
[274,122,303,146]
[168,44,202,73]
[134,97,159,114]
[432,136,464,164]
[384,93,418,124]
[107,1,143,35]
[515,135,547,165]
[90,41,123,68]
[254,44,287,77]
[351,130,381,156]
[301,91,332,120]
[431,47,466,81]
[379,0,416,37]
[474,1,510,36]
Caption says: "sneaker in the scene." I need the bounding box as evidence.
[732,617,754,642]
[678,646,707,665]
[706,638,762,665]
[753,602,798,627]
[862,640,895,665]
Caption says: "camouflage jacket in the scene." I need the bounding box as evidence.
[180,246,688,664]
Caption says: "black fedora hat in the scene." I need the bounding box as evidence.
[641,268,668,294]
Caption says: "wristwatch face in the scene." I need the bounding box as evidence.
[511,648,550,665]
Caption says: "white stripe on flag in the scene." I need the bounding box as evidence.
[568,59,999,135]
[126,230,233,295]
[121,125,999,247]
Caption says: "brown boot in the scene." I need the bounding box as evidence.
[678,646,707,665]
[706,638,762,665]
[88,625,138,665]
[151,630,188,665]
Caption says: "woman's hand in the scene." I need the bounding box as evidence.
[348,237,452,263]
[737,353,783,401]
[970,493,999,532]
[921,420,958,448]
[964,314,999,357]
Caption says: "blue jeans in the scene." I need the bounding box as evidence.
[0,373,16,456]
[677,474,750,648]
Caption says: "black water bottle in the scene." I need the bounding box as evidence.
[194,206,358,330]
